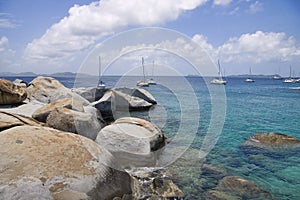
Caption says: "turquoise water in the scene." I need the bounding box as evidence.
[2,75,300,199]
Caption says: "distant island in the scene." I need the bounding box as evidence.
[0,72,95,78]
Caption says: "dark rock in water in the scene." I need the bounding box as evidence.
[240,132,300,156]
[201,164,227,180]
[0,111,42,131]
[129,167,184,199]
[0,78,27,105]
[32,98,84,123]
[204,176,275,200]
[95,117,166,168]
[46,107,103,140]
[26,76,89,105]
[72,87,108,102]
[0,125,132,200]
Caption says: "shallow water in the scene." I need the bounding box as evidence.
[3,75,300,199]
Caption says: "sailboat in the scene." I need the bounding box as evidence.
[137,57,149,87]
[147,60,157,85]
[283,65,295,83]
[97,56,106,89]
[244,67,255,82]
[211,60,227,85]
[273,67,282,80]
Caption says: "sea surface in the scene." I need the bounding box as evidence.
[2,75,300,199]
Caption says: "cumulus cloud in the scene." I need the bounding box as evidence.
[0,36,16,69]
[217,31,300,63]
[24,0,208,65]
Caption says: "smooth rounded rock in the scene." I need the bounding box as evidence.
[95,117,166,168]
[0,125,132,200]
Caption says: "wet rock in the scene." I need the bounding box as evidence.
[0,78,27,105]
[212,176,274,199]
[95,117,166,168]
[46,107,103,140]
[26,76,89,105]
[129,168,184,200]
[32,98,84,123]
[0,125,132,200]
[114,87,157,104]
[201,164,227,180]
[240,132,300,156]
[0,111,41,131]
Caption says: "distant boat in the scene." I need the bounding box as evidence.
[137,57,149,87]
[283,65,295,83]
[244,67,255,83]
[97,56,106,89]
[147,60,157,85]
[211,60,227,85]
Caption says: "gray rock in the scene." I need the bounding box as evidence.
[114,87,157,104]
[72,87,108,102]
[95,117,166,168]
[26,76,89,105]
[0,111,42,131]
[32,98,84,123]
[46,107,103,140]
[92,90,153,121]
[0,125,132,200]
[0,78,27,105]
[13,78,28,88]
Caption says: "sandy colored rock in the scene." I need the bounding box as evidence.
[0,78,27,105]
[95,117,166,168]
[46,107,102,140]
[0,125,132,200]
[26,76,89,105]
[0,111,42,131]
[32,98,84,123]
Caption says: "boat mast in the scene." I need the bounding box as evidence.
[218,59,222,80]
[98,56,101,83]
[152,60,154,78]
[142,57,145,82]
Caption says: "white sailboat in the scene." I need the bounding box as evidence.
[211,60,227,85]
[97,56,106,89]
[137,57,149,87]
[283,65,295,83]
[273,67,282,80]
[147,60,157,85]
[244,67,255,82]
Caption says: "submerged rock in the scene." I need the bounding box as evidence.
[32,98,84,123]
[240,132,300,156]
[0,78,27,105]
[0,125,132,200]
[95,117,166,168]
[26,76,89,105]
[205,176,274,200]
[46,107,103,140]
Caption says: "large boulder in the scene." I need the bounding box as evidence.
[240,132,300,156]
[0,125,132,200]
[13,78,28,88]
[95,117,166,168]
[32,98,84,123]
[92,90,153,121]
[46,107,103,140]
[0,111,42,131]
[72,87,108,102]
[114,87,157,104]
[26,76,89,105]
[0,78,27,105]
[204,176,274,200]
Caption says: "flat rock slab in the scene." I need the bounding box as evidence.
[0,125,131,200]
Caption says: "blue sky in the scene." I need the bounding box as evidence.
[0,0,299,76]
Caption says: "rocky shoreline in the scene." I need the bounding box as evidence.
[1,76,299,199]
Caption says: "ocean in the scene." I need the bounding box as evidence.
[2,75,300,199]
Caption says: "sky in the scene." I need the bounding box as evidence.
[0,0,300,76]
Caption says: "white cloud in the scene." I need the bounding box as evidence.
[213,0,232,6]
[24,0,208,66]
[217,31,300,63]
[0,13,19,29]
[248,1,263,13]
[0,36,16,69]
